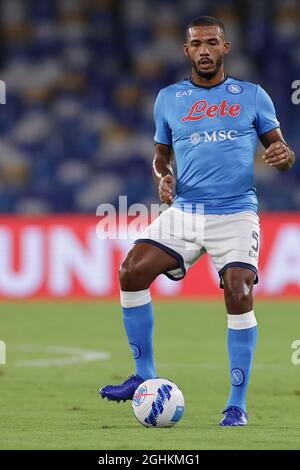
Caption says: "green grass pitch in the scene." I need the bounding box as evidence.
[0,300,300,450]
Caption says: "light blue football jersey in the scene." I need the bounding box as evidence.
[154,76,279,214]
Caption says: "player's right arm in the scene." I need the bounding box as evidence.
[152,143,175,205]
[152,90,176,205]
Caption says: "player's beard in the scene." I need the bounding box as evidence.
[193,55,224,80]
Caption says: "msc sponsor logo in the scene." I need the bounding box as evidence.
[190,129,238,145]
[182,99,241,121]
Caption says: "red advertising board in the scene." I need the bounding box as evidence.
[0,213,299,299]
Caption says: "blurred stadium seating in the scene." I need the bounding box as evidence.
[0,0,299,214]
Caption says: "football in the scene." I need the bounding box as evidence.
[132,378,185,428]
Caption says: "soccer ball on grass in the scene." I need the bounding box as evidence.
[132,378,185,428]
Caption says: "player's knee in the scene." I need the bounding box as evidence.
[119,259,150,291]
[224,272,254,307]
[225,281,251,305]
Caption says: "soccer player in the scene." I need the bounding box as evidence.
[100,16,295,425]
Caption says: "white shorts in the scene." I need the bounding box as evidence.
[134,207,260,289]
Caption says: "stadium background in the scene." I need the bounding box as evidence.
[0,0,299,299]
[1,0,300,451]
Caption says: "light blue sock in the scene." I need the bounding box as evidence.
[226,311,258,413]
[121,289,156,380]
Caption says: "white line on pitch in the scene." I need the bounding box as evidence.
[10,345,111,367]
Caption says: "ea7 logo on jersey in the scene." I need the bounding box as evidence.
[182,99,241,121]
[176,89,193,97]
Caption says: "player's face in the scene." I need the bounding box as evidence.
[184,26,230,79]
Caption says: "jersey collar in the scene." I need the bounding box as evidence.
[188,74,229,90]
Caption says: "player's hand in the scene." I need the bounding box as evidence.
[262,141,291,169]
[158,174,176,205]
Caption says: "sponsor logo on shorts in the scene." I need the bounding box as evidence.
[249,250,258,261]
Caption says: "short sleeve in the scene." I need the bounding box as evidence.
[153,90,172,145]
[254,85,280,136]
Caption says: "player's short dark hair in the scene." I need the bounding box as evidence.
[185,16,225,40]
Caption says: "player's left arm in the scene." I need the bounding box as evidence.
[259,128,295,172]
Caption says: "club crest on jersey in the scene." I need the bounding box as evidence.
[227,83,243,94]
[182,99,241,121]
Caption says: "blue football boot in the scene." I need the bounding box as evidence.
[99,374,144,402]
[219,406,248,426]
